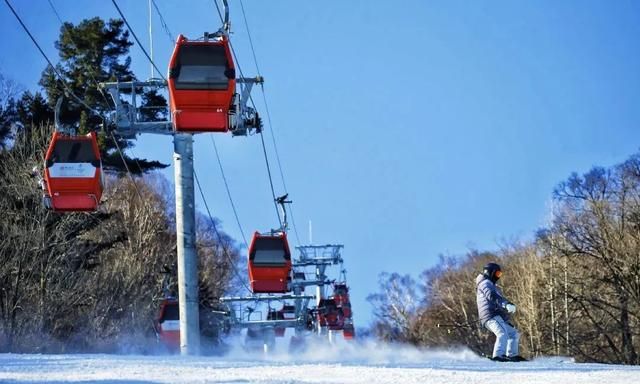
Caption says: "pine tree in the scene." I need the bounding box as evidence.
[15,92,54,132]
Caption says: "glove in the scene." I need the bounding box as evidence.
[505,303,516,314]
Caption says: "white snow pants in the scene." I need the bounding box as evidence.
[485,316,519,358]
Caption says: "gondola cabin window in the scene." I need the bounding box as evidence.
[172,45,230,90]
[253,249,289,266]
[47,140,99,178]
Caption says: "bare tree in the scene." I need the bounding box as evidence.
[367,272,420,342]
[550,161,640,364]
[0,72,22,148]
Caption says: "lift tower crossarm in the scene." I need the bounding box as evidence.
[219,294,316,302]
[99,80,173,137]
[232,76,264,136]
[100,77,263,138]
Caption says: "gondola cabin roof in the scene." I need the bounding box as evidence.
[43,131,103,212]
[167,34,236,133]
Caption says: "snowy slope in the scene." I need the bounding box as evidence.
[2,341,639,384]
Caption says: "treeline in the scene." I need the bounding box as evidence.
[369,152,640,365]
[0,16,242,353]
[0,124,242,353]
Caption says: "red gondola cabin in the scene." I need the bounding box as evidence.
[332,283,352,318]
[317,298,344,331]
[248,231,292,293]
[154,298,180,352]
[167,34,236,132]
[43,131,103,212]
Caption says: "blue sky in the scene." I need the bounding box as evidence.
[2,0,640,327]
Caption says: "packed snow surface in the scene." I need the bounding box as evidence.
[2,340,639,384]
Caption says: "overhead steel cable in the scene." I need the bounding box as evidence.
[210,135,249,249]
[109,131,146,202]
[194,169,252,294]
[211,0,283,231]
[212,0,224,23]
[150,0,175,44]
[237,0,302,244]
[111,0,166,82]
[46,0,115,112]
[238,0,262,75]
[258,129,282,230]
[3,0,101,117]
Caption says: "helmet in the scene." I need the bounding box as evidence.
[483,262,502,282]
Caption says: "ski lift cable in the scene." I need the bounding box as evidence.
[258,125,283,230]
[238,0,262,76]
[238,0,302,245]
[110,131,161,231]
[219,0,302,243]
[111,0,166,82]
[212,0,224,24]
[194,169,253,294]
[109,131,146,203]
[46,0,115,112]
[3,0,101,117]
[211,0,283,231]
[150,0,175,44]
[212,0,282,227]
[210,135,249,249]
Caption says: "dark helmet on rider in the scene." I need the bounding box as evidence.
[483,262,502,283]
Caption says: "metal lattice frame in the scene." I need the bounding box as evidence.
[99,77,263,138]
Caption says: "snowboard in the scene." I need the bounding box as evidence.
[486,355,528,362]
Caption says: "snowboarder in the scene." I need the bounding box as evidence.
[476,262,525,362]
